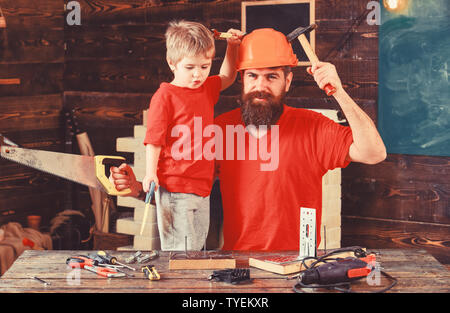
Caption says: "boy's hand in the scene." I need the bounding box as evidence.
[226,28,245,46]
[143,174,159,193]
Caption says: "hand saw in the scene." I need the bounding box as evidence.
[0,143,131,196]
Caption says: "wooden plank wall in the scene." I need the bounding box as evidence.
[0,0,65,228]
[0,0,448,264]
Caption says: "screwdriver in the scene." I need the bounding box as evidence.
[97,250,136,271]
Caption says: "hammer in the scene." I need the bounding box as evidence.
[287,24,337,96]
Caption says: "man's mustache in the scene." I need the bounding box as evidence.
[243,91,275,103]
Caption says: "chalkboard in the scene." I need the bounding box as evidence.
[242,0,315,66]
[378,0,450,157]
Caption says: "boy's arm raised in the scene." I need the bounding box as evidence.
[219,29,245,91]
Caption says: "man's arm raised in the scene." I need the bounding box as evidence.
[309,62,387,165]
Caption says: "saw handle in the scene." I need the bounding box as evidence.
[95,155,131,196]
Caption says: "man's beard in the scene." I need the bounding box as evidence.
[240,90,285,128]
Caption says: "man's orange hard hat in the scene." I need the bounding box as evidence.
[236,28,298,71]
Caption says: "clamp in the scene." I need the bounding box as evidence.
[142,265,160,281]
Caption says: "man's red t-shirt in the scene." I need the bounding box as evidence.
[144,76,222,197]
[214,105,353,250]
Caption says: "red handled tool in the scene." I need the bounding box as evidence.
[84,265,126,278]
[66,256,98,269]
[292,247,397,293]
[298,256,375,286]
[212,29,233,40]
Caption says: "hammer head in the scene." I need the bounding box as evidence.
[286,23,317,42]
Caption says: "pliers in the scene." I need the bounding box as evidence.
[66,256,97,269]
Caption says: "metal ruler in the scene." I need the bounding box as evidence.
[299,207,316,259]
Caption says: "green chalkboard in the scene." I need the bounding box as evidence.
[378,0,450,157]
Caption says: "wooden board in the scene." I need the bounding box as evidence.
[169,258,236,270]
[169,251,236,270]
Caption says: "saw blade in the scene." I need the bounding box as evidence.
[0,145,104,190]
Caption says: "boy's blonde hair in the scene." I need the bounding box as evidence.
[165,20,215,65]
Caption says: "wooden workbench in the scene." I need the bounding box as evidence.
[0,249,448,294]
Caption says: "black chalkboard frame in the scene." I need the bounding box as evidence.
[241,0,316,66]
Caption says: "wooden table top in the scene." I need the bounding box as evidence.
[0,248,448,294]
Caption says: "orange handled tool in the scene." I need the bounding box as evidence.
[84,265,126,278]
[66,256,97,269]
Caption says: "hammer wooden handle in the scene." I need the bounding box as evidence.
[298,34,336,96]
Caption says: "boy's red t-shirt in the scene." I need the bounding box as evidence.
[214,105,353,251]
[144,76,222,197]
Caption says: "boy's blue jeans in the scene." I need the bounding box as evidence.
[155,185,210,251]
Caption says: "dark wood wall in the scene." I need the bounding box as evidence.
[0,0,448,264]
[0,0,65,228]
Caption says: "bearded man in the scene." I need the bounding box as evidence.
[110,28,386,251]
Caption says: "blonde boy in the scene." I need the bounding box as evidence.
[142,20,242,251]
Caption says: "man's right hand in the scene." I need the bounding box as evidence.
[109,163,143,198]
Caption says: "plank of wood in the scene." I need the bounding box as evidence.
[342,178,449,224]
[0,28,64,64]
[133,235,160,250]
[0,63,63,97]
[63,59,171,93]
[249,257,306,275]
[116,217,158,237]
[73,0,239,26]
[0,94,63,131]
[343,154,450,184]
[169,258,236,270]
[0,0,63,29]
[342,217,450,265]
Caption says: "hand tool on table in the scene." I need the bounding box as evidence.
[98,264,135,277]
[292,246,397,293]
[125,251,142,264]
[125,250,159,264]
[0,140,131,196]
[95,250,137,271]
[66,255,98,269]
[298,256,374,287]
[84,265,126,278]
[139,181,156,236]
[141,265,160,281]
[30,276,51,286]
[137,250,159,263]
[286,23,337,96]
[208,269,251,285]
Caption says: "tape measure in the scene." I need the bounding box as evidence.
[299,207,316,259]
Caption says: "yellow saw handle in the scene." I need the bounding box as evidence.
[94,155,132,196]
